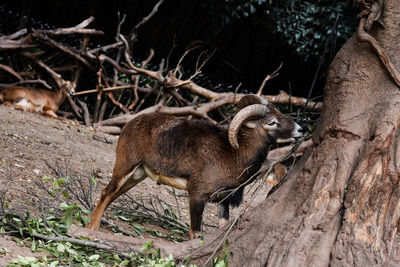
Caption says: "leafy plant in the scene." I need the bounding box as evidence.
[139,240,196,267]
[270,0,357,61]
[1,213,114,266]
[203,0,356,61]
[59,202,90,227]
[212,239,232,267]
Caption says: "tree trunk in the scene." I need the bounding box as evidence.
[190,1,400,266]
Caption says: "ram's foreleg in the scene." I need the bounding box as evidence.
[189,196,205,239]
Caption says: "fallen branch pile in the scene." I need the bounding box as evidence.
[0,3,322,135]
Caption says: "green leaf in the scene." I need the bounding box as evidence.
[120,259,130,266]
[59,202,69,209]
[90,175,97,185]
[117,215,130,221]
[81,207,91,215]
[53,177,66,188]
[62,191,70,198]
[88,254,100,261]
[41,175,51,181]
[200,234,205,245]
[134,224,146,235]
[80,215,90,225]
[57,243,66,253]
[141,240,153,252]
[64,215,73,227]
[11,256,38,265]
[31,239,36,251]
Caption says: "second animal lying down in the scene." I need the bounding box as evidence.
[86,94,303,239]
[0,82,74,119]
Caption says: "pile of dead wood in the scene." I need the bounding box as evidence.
[0,4,321,135]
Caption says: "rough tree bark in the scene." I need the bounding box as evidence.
[189,1,400,266]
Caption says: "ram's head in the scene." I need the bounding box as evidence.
[228,94,303,149]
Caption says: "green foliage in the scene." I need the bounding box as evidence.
[212,239,232,267]
[0,169,227,267]
[0,205,227,267]
[40,175,90,227]
[59,202,90,227]
[139,241,196,267]
[1,213,112,266]
[203,0,269,25]
[8,255,50,267]
[1,210,194,266]
[118,73,132,84]
[111,209,186,242]
[271,0,357,61]
[203,0,356,61]
[32,241,107,267]
[110,200,189,241]
[118,61,158,88]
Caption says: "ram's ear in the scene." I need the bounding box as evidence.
[244,121,258,128]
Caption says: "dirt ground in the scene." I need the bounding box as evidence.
[0,105,272,264]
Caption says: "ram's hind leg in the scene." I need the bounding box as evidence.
[217,200,230,227]
[86,165,146,230]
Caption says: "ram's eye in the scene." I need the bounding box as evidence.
[267,122,278,126]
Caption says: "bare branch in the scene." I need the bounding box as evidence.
[164,72,220,100]
[36,17,103,35]
[262,90,322,110]
[95,126,121,135]
[87,41,124,54]
[129,0,166,42]
[19,52,64,88]
[33,230,115,251]
[256,62,283,96]
[0,37,37,50]
[267,138,313,161]
[142,49,155,67]
[95,89,321,131]
[73,85,140,96]
[32,30,96,72]
[77,99,91,126]
[106,92,130,114]
[128,49,156,110]
[0,64,23,80]
[94,66,104,123]
[0,29,27,41]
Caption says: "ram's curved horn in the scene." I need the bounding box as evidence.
[237,94,269,111]
[228,104,269,149]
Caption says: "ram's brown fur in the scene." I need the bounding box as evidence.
[87,95,302,238]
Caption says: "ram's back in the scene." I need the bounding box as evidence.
[118,113,231,179]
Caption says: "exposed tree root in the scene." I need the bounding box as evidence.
[356,0,400,87]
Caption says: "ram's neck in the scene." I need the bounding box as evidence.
[234,128,271,183]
